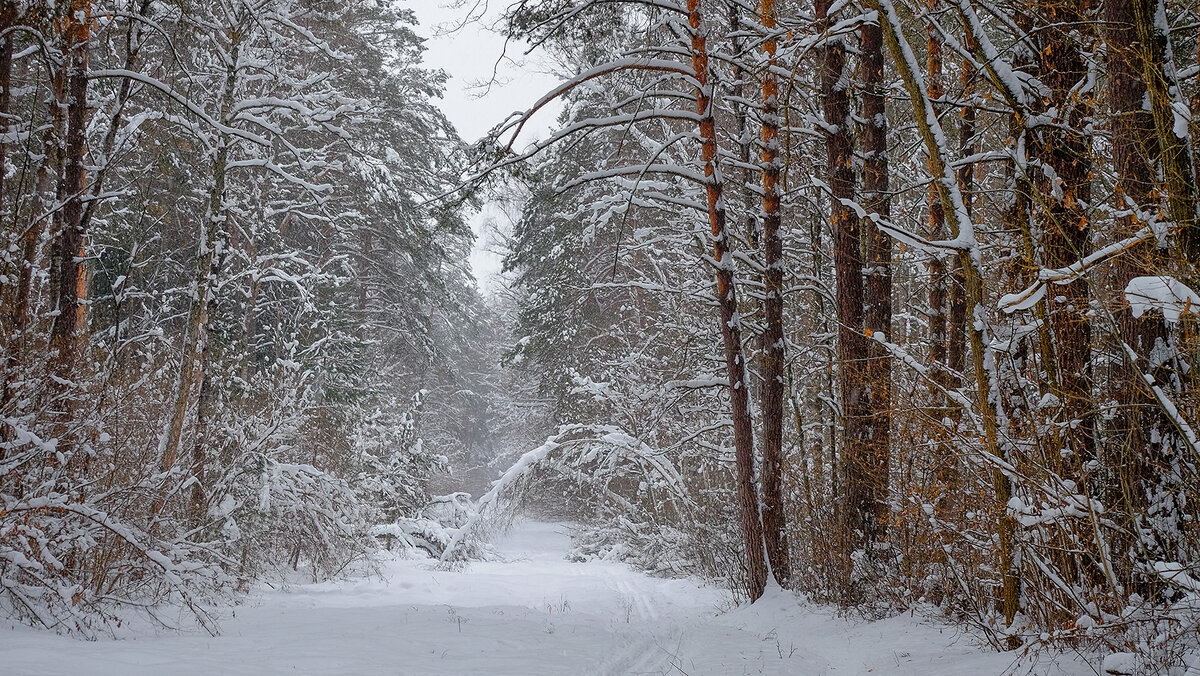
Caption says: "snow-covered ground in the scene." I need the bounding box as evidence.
[1,521,1090,675]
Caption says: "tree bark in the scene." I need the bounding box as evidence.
[157,35,240,521]
[948,51,972,390]
[1105,0,1171,598]
[687,0,768,602]
[940,49,974,513]
[49,0,92,386]
[0,2,22,436]
[1034,0,1097,483]
[924,0,958,525]
[925,0,948,394]
[0,2,12,241]
[820,0,871,572]
[757,0,791,588]
[860,7,892,546]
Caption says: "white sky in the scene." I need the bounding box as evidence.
[408,1,564,289]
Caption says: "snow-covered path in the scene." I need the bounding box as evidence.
[1,521,1083,675]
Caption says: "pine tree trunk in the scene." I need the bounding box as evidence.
[1035,0,1097,485]
[0,4,21,438]
[924,0,957,527]
[941,52,974,511]
[757,0,790,588]
[0,2,11,244]
[687,0,767,602]
[43,0,93,464]
[49,0,92,389]
[819,0,872,575]
[860,11,892,546]
[925,0,948,396]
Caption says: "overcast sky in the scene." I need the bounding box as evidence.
[411,2,561,143]
[408,1,563,289]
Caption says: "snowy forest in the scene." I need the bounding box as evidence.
[2,0,1200,674]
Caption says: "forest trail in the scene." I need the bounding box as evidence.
[0,521,1080,675]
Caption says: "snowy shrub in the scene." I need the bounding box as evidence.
[423,492,476,530]
[354,391,446,526]
[436,423,745,590]
[0,420,225,638]
[215,453,369,582]
[372,518,454,558]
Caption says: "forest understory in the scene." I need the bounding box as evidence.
[2,0,1200,674]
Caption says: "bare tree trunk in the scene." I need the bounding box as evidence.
[940,50,974,513]
[1194,39,1200,180]
[49,0,91,382]
[358,231,371,312]
[948,52,972,387]
[687,0,767,602]
[924,0,958,528]
[189,288,220,526]
[757,0,790,588]
[46,0,92,460]
[925,0,948,393]
[157,37,240,521]
[0,2,12,241]
[0,2,22,436]
[819,0,871,578]
[728,6,760,251]
[1035,0,1097,484]
[956,2,1035,635]
[808,212,831,514]
[859,7,891,545]
[189,206,237,526]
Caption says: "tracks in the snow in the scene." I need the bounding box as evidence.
[595,566,677,675]
[599,635,667,676]
[606,568,660,622]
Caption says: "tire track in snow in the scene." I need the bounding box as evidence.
[596,635,665,675]
[595,564,673,673]
[606,567,660,622]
